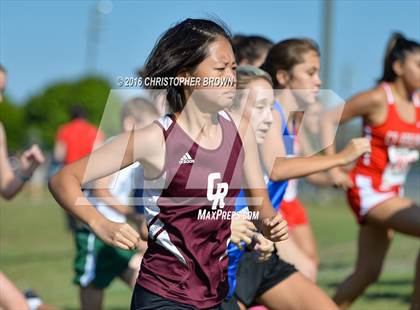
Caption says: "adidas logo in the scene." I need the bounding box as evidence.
[179,152,195,164]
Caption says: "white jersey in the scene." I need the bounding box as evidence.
[87,162,141,223]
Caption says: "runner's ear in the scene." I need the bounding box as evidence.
[275,69,289,88]
[392,60,403,77]
[177,69,190,79]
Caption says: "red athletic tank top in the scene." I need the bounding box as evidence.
[351,83,420,191]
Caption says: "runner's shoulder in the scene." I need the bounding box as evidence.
[351,87,386,109]
[133,121,165,159]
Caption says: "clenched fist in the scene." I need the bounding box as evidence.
[339,137,371,165]
[261,214,288,243]
[91,218,140,250]
[19,144,45,177]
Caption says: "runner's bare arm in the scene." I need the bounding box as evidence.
[0,123,45,199]
[87,132,136,215]
[322,89,382,156]
[89,160,138,216]
[49,124,164,249]
[321,90,380,188]
[305,172,334,187]
[53,141,67,163]
[262,107,370,182]
[90,187,134,215]
[0,123,17,199]
[232,114,288,242]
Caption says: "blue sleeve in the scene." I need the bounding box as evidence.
[267,179,288,211]
[133,188,144,214]
[267,101,292,210]
[226,242,246,300]
[234,189,248,212]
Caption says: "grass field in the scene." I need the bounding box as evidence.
[1,189,418,310]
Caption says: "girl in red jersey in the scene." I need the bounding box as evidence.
[322,33,420,309]
[49,18,288,310]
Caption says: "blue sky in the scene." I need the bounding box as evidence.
[1,0,419,104]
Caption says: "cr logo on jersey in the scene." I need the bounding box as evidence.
[207,172,229,210]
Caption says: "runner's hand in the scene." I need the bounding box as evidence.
[253,233,274,262]
[330,167,353,190]
[339,138,371,165]
[230,218,257,245]
[19,144,45,177]
[262,214,288,242]
[91,217,140,250]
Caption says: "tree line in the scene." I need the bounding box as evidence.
[0,76,112,152]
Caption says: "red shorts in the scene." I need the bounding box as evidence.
[279,198,308,229]
[347,174,401,224]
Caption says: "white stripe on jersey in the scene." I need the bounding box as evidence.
[218,110,230,121]
[156,230,187,266]
[157,115,174,130]
[142,172,187,266]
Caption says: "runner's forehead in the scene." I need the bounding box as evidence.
[300,50,320,69]
[251,80,274,102]
[205,37,236,65]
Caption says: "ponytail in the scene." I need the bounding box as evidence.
[379,32,419,83]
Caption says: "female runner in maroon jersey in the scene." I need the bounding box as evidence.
[49,18,288,309]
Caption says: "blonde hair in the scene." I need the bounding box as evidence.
[233,65,273,109]
[120,97,158,125]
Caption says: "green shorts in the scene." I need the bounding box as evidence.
[73,227,137,289]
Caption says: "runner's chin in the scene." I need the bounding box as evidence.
[218,92,235,109]
[256,131,266,144]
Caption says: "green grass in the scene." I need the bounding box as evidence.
[304,195,419,310]
[1,190,419,309]
[0,191,131,309]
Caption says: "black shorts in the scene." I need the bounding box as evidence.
[131,284,222,310]
[222,251,297,309]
